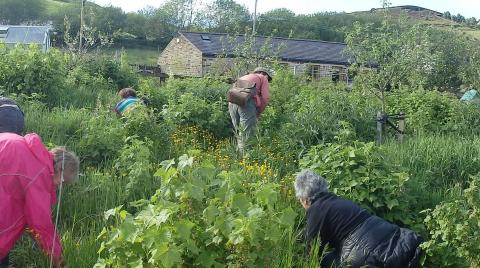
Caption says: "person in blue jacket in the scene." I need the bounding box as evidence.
[114,88,142,117]
[294,169,423,268]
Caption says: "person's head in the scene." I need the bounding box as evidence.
[253,67,273,82]
[118,87,137,99]
[294,169,329,209]
[50,147,80,186]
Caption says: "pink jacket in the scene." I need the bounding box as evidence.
[239,73,270,115]
[0,133,62,261]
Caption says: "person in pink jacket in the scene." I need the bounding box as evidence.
[0,132,79,268]
[228,67,272,156]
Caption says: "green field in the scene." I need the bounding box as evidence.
[100,46,160,66]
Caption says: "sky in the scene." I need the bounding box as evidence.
[90,0,479,18]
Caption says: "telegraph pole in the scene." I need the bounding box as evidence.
[253,0,258,34]
[79,0,85,52]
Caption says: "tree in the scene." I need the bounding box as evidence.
[124,12,149,39]
[345,15,434,111]
[197,0,251,33]
[466,17,478,26]
[443,11,452,20]
[460,42,480,89]
[0,0,44,24]
[257,8,296,37]
[452,13,466,23]
[143,0,198,43]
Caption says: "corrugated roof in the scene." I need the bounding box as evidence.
[180,32,351,66]
[0,26,50,45]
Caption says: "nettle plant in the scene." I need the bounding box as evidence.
[96,153,297,267]
[299,122,410,224]
[422,175,480,268]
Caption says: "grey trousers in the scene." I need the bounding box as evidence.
[228,99,257,155]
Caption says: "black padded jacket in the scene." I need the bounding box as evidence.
[306,192,422,268]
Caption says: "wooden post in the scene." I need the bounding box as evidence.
[397,112,405,143]
[376,111,385,144]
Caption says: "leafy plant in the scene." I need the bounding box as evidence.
[96,153,297,267]
[299,122,411,224]
[422,175,480,267]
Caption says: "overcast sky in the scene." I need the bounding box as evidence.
[90,0,479,18]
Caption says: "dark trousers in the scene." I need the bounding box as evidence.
[0,255,9,268]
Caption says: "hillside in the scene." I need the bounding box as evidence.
[352,5,480,40]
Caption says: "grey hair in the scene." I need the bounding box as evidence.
[50,147,80,184]
[294,169,329,200]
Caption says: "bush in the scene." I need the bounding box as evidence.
[0,46,66,104]
[97,153,297,267]
[161,78,231,138]
[278,86,378,149]
[78,54,139,90]
[422,175,480,267]
[299,123,411,224]
[387,89,480,135]
[64,66,116,108]
[76,106,126,166]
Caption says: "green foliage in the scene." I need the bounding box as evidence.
[0,0,44,24]
[64,65,115,107]
[76,106,125,166]
[114,137,155,200]
[0,46,66,104]
[278,84,378,147]
[387,89,480,135]
[77,55,139,90]
[96,153,297,267]
[299,123,410,224]
[161,78,231,138]
[422,175,480,267]
[382,135,480,208]
[346,17,434,110]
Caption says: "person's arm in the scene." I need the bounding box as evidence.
[24,174,63,265]
[305,206,326,257]
[256,76,270,114]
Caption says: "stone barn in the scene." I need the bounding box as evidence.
[158,32,351,82]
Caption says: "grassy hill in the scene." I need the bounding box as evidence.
[352,5,480,40]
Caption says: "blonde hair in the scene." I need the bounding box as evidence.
[50,147,80,184]
[118,87,137,98]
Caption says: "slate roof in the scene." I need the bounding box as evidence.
[0,25,50,45]
[179,32,350,66]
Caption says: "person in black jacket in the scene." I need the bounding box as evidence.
[294,169,423,268]
[0,97,24,134]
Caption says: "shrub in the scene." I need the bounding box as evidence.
[76,106,125,166]
[299,123,411,224]
[96,153,297,267]
[279,86,378,148]
[387,89,480,135]
[0,46,66,104]
[78,54,139,90]
[422,175,480,267]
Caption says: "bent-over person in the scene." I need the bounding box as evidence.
[0,133,80,268]
[294,169,423,268]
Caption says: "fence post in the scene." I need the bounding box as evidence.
[397,112,405,143]
[376,111,385,144]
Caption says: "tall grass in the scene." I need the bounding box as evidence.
[382,134,480,209]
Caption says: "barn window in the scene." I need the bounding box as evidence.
[201,35,211,41]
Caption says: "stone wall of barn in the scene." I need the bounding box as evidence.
[158,35,203,77]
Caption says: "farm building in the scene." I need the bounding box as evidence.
[0,25,52,52]
[158,32,351,82]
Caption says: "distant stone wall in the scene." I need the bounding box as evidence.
[158,35,202,77]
